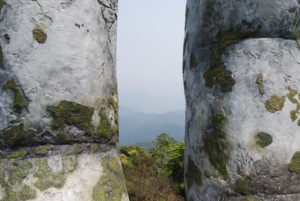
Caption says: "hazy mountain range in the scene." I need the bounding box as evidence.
[119,106,185,145]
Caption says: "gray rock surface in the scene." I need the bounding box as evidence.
[184,0,300,200]
[0,0,128,200]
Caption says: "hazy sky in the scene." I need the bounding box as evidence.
[117,0,186,114]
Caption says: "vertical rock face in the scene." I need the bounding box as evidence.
[0,0,128,200]
[184,0,300,201]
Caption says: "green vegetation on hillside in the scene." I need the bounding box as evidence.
[120,133,185,201]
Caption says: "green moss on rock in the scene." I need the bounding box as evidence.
[34,145,53,156]
[2,124,35,148]
[33,27,47,44]
[2,79,26,113]
[203,115,229,179]
[185,156,203,190]
[47,100,94,134]
[57,132,74,144]
[204,67,235,92]
[256,73,264,95]
[97,109,111,139]
[288,151,300,172]
[92,158,126,201]
[7,148,28,159]
[92,144,99,152]
[244,197,261,201]
[265,95,286,113]
[255,132,273,148]
[204,30,260,92]
[34,158,66,191]
[9,160,32,185]
[235,178,250,195]
[5,185,36,201]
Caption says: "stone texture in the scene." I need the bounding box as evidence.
[0,0,128,200]
[184,0,300,200]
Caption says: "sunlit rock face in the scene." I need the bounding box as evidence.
[0,0,128,200]
[184,0,300,200]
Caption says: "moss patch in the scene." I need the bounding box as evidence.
[244,198,261,201]
[288,151,300,172]
[34,145,53,156]
[9,160,32,185]
[265,95,286,113]
[33,158,66,191]
[203,67,235,92]
[92,158,126,201]
[256,73,264,95]
[2,79,26,113]
[97,109,111,139]
[7,148,28,159]
[203,115,229,179]
[92,144,99,152]
[33,27,47,44]
[47,100,94,134]
[255,132,273,148]
[204,29,261,92]
[185,156,203,190]
[2,124,35,148]
[235,178,250,195]
[5,185,36,201]
[57,132,74,144]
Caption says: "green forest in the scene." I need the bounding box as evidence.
[120,133,185,201]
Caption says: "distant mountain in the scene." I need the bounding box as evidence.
[119,106,185,145]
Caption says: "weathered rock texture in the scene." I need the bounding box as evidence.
[0,0,128,200]
[184,0,300,200]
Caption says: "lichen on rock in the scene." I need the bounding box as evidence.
[9,160,32,184]
[265,95,286,113]
[255,132,273,148]
[288,151,300,172]
[33,158,66,191]
[34,145,54,156]
[92,157,126,201]
[2,79,26,113]
[203,115,229,179]
[7,148,28,159]
[185,156,203,190]
[2,124,35,148]
[5,184,36,201]
[47,100,94,134]
[33,27,47,44]
[256,73,264,95]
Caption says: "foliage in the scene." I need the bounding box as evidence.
[120,133,185,201]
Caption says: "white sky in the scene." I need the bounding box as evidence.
[116,0,186,114]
